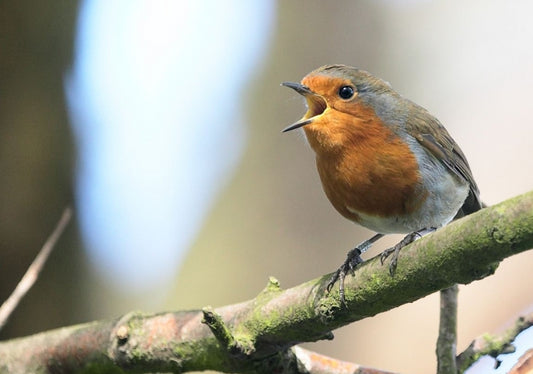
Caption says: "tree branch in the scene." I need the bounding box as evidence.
[0,207,72,332]
[436,285,458,374]
[0,191,532,373]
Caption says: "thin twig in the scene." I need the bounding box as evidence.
[436,284,458,374]
[0,207,72,331]
[202,306,251,356]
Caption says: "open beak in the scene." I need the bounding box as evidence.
[281,82,327,133]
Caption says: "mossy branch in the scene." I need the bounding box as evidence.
[1,191,533,373]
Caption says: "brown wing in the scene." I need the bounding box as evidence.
[407,102,483,215]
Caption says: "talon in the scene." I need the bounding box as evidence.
[380,244,400,275]
[388,257,398,276]
[380,251,388,265]
[381,229,429,275]
[326,270,340,293]
[325,234,385,303]
[338,271,346,306]
[326,260,354,305]
[380,246,395,265]
[328,249,362,302]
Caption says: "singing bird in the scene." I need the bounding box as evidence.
[282,65,482,302]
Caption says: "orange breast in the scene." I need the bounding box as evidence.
[303,103,426,223]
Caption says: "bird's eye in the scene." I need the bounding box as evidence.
[338,86,355,99]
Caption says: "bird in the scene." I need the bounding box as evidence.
[282,64,482,303]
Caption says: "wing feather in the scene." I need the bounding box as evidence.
[407,102,482,215]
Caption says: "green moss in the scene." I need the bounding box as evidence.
[265,276,282,293]
[316,296,342,324]
[480,334,511,357]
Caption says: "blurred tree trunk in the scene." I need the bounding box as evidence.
[0,1,82,339]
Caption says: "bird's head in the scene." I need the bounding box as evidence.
[282,64,395,134]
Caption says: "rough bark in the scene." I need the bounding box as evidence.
[1,190,533,373]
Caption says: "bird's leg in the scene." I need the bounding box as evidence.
[327,233,385,305]
[380,227,437,275]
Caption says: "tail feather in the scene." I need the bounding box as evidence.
[454,189,485,219]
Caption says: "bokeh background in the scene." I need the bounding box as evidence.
[1,1,533,373]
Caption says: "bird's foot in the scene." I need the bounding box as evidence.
[379,241,405,276]
[380,228,435,275]
[326,247,363,306]
[326,233,384,306]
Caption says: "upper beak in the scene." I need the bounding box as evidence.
[281,81,325,132]
[281,81,313,96]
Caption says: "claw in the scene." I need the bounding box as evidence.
[388,253,398,276]
[379,250,389,265]
[326,271,339,293]
[326,233,385,305]
[338,271,347,307]
[325,248,364,306]
[380,228,434,275]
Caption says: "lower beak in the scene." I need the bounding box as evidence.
[281,118,313,132]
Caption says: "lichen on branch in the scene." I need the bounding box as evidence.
[0,191,533,373]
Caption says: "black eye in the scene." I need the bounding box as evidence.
[338,85,355,99]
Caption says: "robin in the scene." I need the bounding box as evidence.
[282,64,482,303]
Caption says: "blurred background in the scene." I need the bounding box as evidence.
[1,1,533,373]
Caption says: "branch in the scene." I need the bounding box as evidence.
[456,311,533,372]
[0,207,72,332]
[0,191,532,373]
[436,285,458,374]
